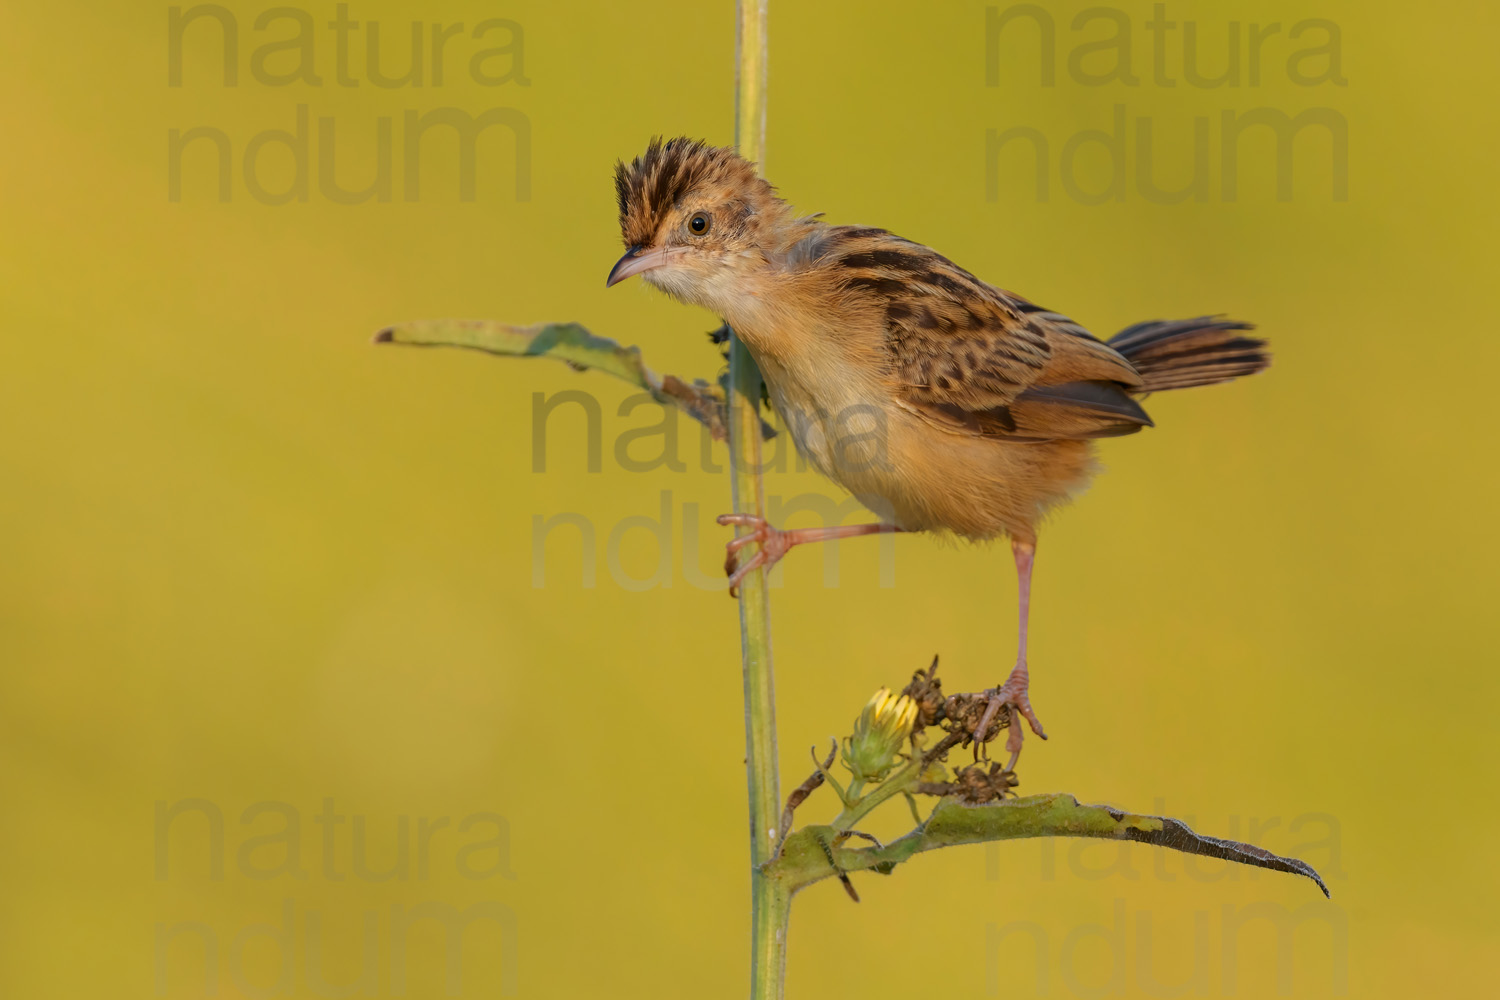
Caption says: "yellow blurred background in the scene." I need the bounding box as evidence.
[2,1,1494,996]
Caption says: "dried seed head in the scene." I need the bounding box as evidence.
[951,762,1020,805]
[942,691,1012,747]
[901,655,946,728]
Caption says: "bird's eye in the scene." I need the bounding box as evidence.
[688,212,711,235]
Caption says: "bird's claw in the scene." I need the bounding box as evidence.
[978,665,1047,771]
[717,513,791,597]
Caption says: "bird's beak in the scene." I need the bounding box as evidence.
[606,245,681,287]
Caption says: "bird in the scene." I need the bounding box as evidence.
[605,137,1269,766]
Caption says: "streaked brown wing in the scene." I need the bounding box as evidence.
[827,227,1150,441]
[825,226,1050,409]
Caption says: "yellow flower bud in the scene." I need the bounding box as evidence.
[842,687,919,784]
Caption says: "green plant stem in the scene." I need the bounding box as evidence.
[749,874,792,996]
[729,3,782,1000]
[830,759,922,831]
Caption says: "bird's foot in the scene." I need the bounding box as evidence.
[976,664,1047,770]
[716,515,904,597]
[717,513,794,597]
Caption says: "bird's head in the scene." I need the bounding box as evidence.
[606,137,796,311]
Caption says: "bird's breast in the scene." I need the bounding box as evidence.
[749,341,901,495]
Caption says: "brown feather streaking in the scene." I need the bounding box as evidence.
[606,137,1270,765]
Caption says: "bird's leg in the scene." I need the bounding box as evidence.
[975,538,1048,769]
[716,514,903,597]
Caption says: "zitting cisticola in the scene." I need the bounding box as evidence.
[606,138,1270,765]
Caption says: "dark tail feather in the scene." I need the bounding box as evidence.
[1108,317,1270,393]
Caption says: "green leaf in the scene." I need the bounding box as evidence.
[374,319,774,442]
[770,793,1329,897]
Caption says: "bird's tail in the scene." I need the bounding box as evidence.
[1108,317,1270,393]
